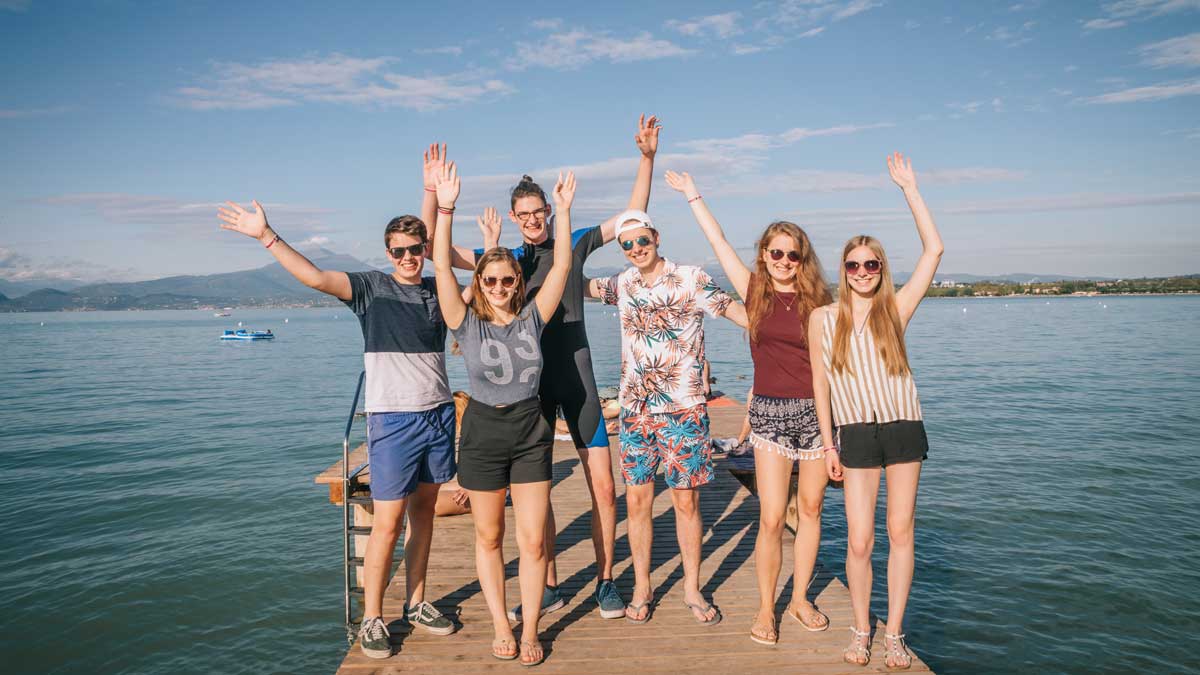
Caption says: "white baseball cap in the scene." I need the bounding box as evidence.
[613,209,655,238]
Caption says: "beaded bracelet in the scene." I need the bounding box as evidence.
[688,195,703,203]
[264,234,281,249]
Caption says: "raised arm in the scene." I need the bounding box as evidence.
[600,114,660,243]
[808,307,843,481]
[218,200,351,300]
[422,143,480,271]
[432,162,467,330]
[534,172,576,322]
[889,152,944,327]
[665,170,751,298]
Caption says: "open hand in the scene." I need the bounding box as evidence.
[634,114,661,158]
[477,207,501,245]
[887,152,918,192]
[435,161,460,208]
[553,171,576,210]
[423,143,447,189]
[217,200,269,240]
[664,170,699,200]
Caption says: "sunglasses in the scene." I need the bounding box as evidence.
[514,206,549,222]
[844,259,883,275]
[620,235,654,251]
[768,248,801,263]
[388,244,425,258]
[481,275,517,289]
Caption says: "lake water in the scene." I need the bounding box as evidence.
[1,296,1198,674]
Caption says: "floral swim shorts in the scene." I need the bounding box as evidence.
[748,395,823,461]
[618,403,714,489]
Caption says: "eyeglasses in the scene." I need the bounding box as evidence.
[388,244,425,259]
[513,206,549,222]
[844,259,883,275]
[768,249,801,263]
[481,275,517,288]
[620,235,654,251]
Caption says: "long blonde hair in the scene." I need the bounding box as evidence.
[831,235,910,376]
[746,221,830,344]
[470,248,527,323]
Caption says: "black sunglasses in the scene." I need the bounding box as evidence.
[481,275,517,288]
[768,248,801,263]
[388,243,425,258]
[620,235,654,251]
[844,259,883,275]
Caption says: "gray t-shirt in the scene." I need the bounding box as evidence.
[451,304,546,406]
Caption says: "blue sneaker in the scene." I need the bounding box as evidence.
[594,579,626,619]
[507,585,565,622]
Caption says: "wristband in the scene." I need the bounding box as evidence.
[264,234,281,249]
[437,206,455,215]
[821,445,838,454]
[424,186,436,193]
[687,195,703,203]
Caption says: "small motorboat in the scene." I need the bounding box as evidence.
[220,329,274,341]
[214,312,231,317]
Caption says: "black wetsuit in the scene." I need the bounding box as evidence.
[510,223,608,448]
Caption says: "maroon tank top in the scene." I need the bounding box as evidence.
[750,292,814,399]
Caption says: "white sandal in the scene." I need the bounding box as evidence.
[843,626,871,666]
[884,632,914,670]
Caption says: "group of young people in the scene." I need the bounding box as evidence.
[217,115,943,669]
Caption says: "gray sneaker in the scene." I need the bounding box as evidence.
[594,579,626,619]
[357,616,392,659]
[405,600,455,635]
[507,585,566,622]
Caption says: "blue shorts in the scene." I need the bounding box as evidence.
[366,402,456,501]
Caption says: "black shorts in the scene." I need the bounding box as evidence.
[837,420,929,469]
[457,397,553,491]
[538,344,607,450]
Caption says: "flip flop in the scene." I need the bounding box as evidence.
[682,600,722,626]
[749,619,778,645]
[625,596,654,624]
[785,603,830,632]
[492,638,518,661]
[520,640,545,667]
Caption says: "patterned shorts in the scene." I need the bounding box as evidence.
[748,395,823,461]
[618,404,714,489]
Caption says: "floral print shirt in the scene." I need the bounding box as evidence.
[597,258,733,414]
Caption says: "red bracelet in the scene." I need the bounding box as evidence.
[437,206,455,215]
[821,446,838,454]
[424,187,436,192]
[264,234,281,249]
[688,195,703,203]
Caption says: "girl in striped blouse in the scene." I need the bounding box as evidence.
[808,153,944,669]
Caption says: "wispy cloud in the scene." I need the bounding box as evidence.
[38,193,337,233]
[767,0,882,26]
[414,46,464,56]
[1083,0,1200,31]
[722,167,1025,198]
[1137,32,1200,68]
[1083,78,1200,103]
[665,12,742,39]
[173,53,512,111]
[0,0,30,12]
[532,18,563,31]
[507,29,694,70]
[0,246,139,283]
[986,21,1036,47]
[0,105,71,118]
[677,122,893,154]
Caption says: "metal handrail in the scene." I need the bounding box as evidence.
[342,370,366,636]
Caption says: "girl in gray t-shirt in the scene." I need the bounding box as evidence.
[430,162,575,667]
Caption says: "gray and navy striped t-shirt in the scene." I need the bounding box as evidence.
[343,271,451,413]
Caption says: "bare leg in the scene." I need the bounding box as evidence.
[403,481,442,605]
[363,497,407,619]
[752,447,791,639]
[671,487,718,622]
[624,481,655,621]
[790,457,830,627]
[578,445,618,580]
[467,488,516,657]
[843,466,882,664]
[884,461,922,667]
[544,501,558,587]
[510,481,551,665]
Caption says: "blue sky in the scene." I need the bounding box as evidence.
[1,0,1198,284]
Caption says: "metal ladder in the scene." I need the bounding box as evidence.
[341,371,371,641]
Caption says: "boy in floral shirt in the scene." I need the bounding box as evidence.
[587,209,747,626]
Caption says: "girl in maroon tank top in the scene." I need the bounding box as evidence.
[665,170,833,647]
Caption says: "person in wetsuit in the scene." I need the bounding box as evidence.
[419,115,660,620]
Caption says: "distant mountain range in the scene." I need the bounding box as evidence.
[0,251,1149,312]
[0,248,378,312]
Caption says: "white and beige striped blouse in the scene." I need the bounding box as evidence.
[820,308,922,426]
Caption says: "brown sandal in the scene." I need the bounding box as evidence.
[749,618,778,645]
[785,602,830,632]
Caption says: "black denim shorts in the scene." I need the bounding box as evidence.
[837,420,929,469]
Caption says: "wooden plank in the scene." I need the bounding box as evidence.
[326,398,933,673]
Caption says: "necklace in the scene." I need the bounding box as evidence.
[773,290,796,312]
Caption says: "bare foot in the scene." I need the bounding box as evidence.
[786,600,829,631]
[520,640,544,666]
[491,631,517,660]
[749,609,777,645]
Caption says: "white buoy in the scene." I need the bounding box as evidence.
[1004,304,1009,308]
[1103,304,1107,308]
[962,307,967,313]
[39,322,44,326]
[284,318,289,323]
[237,321,243,327]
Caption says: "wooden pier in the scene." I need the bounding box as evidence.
[316,400,933,674]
